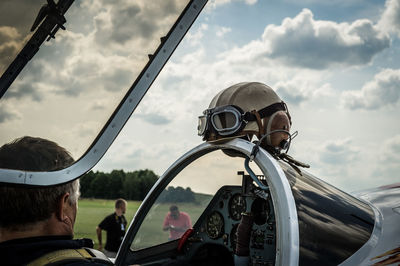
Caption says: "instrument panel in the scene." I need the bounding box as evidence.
[187,186,276,265]
[206,211,225,239]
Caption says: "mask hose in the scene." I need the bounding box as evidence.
[244,157,268,190]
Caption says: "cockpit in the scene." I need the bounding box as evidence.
[116,139,375,266]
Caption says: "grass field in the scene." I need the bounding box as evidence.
[74,198,210,251]
[74,198,141,249]
[131,201,207,250]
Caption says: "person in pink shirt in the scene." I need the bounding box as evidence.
[162,205,192,240]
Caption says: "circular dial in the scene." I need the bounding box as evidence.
[206,211,224,239]
[229,193,247,220]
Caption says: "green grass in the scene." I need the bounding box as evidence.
[131,201,211,250]
[74,198,212,251]
[74,198,141,249]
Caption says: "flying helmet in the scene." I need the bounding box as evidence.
[198,82,292,149]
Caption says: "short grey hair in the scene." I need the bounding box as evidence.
[0,136,79,229]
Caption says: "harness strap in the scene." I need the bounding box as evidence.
[28,248,113,266]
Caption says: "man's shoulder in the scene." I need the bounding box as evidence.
[180,212,190,218]
[105,213,115,219]
[0,236,106,265]
[99,213,115,223]
[30,247,113,266]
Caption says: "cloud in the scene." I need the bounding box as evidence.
[216,26,232,37]
[92,0,187,49]
[0,1,58,73]
[5,78,43,102]
[135,113,171,125]
[379,134,400,164]
[369,134,400,186]
[275,82,308,105]
[0,1,39,34]
[319,138,359,165]
[0,26,23,73]
[0,105,19,123]
[89,101,107,111]
[341,68,400,110]
[378,0,400,38]
[186,24,209,46]
[274,80,334,106]
[207,0,257,10]
[229,9,390,69]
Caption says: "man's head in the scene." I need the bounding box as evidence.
[198,82,292,151]
[0,136,79,239]
[169,205,180,220]
[115,198,127,216]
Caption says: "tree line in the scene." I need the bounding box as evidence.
[80,169,158,200]
[80,169,198,203]
[158,186,196,203]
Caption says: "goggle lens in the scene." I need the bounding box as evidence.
[197,115,207,136]
[211,111,238,130]
[198,106,245,137]
[211,109,241,135]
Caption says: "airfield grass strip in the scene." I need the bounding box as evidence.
[75,198,207,250]
[74,198,141,249]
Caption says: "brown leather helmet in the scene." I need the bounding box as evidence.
[198,82,291,149]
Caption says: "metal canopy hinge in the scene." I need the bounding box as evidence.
[0,0,74,99]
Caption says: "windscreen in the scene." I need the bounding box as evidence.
[131,150,245,251]
[281,162,375,265]
[0,0,190,167]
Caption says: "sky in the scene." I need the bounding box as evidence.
[1,0,399,193]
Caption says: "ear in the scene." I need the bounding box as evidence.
[56,192,70,221]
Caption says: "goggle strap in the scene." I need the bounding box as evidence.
[257,102,287,118]
[251,110,263,139]
[242,102,289,123]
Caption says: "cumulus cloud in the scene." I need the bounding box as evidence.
[379,134,400,164]
[368,134,400,186]
[378,0,400,37]
[216,26,232,37]
[0,105,19,123]
[274,80,334,105]
[319,138,359,165]
[341,68,400,110]
[135,113,171,125]
[0,26,23,74]
[0,1,54,73]
[0,1,39,34]
[207,0,257,10]
[265,9,390,68]
[186,24,209,46]
[89,100,107,111]
[0,0,190,159]
[90,0,187,49]
[229,9,390,69]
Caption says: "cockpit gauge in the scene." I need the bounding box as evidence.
[229,193,247,220]
[206,211,224,239]
[251,197,270,225]
[230,223,239,251]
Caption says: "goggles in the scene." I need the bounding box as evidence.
[198,105,248,137]
[198,102,290,139]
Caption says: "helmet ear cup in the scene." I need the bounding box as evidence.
[265,112,279,146]
[263,111,291,149]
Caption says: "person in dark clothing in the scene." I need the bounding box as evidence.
[96,198,128,258]
[0,136,112,265]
